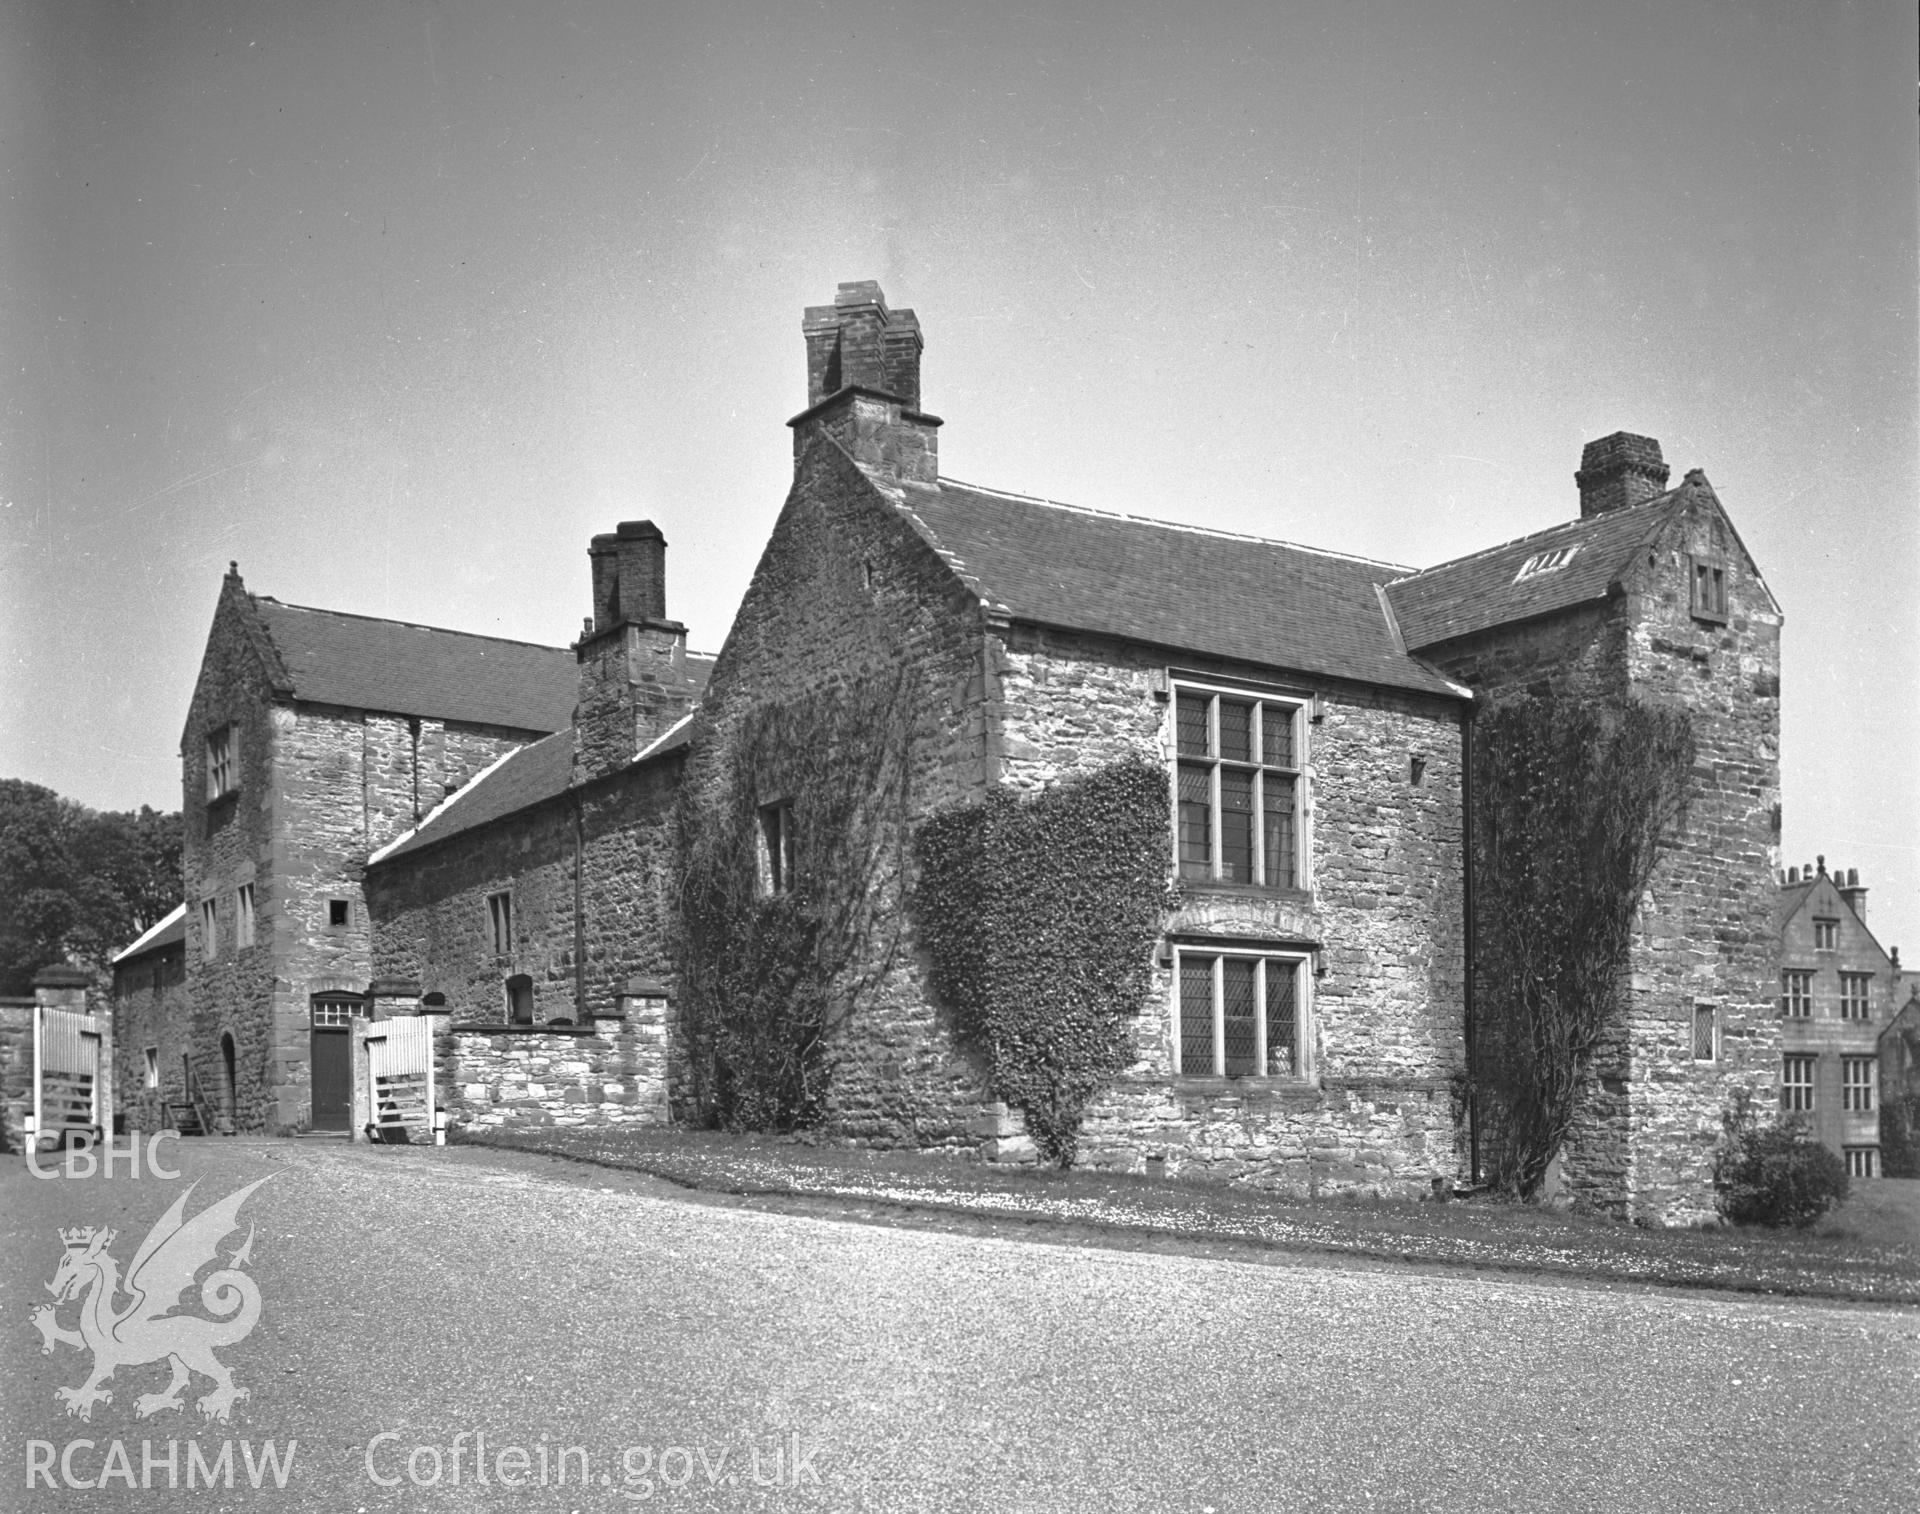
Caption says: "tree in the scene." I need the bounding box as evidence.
[0,779,183,993]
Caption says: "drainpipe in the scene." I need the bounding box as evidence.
[1461,700,1479,1186]
[573,789,587,1023]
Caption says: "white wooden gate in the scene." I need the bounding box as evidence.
[365,1017,435,1144]
[34,1006,103,1145]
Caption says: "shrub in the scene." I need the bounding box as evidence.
[1714,1092,1849,1228]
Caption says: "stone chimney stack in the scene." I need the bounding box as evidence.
[574,520,695,784]
[1575,432,1670,518]
[1838,867,1867,922]
[790,281,940,484]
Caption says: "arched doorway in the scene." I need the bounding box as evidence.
[219,1032,237,1132]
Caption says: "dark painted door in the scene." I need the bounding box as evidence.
[310,1027,351,1130]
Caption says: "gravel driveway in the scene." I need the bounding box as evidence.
[5,1138,1915,1512]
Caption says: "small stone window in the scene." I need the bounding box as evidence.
[1839,973,1872,1019]
[1690,557,1728,622]
[487,892,512,955]
[1780,970,1813,1016]
[236,884,256,949]
[1175,949,1308,1078]
[206,725,237,800]
[1844,1146,1878,1179]
[327,898,351,929]
[505,973,536,1025]
[1691,1003,1716,1062]
[144,1047,159,1089]
[1813,918,1838,951]
[200,897,219,958]
[758,802,795,895]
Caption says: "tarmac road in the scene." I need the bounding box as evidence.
[3,1136,1915,1513]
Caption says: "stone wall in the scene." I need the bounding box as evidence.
[1615,486,1781,1222]
[440,1006,670,1133]
[0,999,31,1151]
[182,575,545,1133]
[366,756,682,1029]
[1418,485,1782,1222]
[111,940,189,1134]
[182,577,288,1134]
[992,623,1469,1193]
[678,437,997,1143]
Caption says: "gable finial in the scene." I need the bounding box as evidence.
[1816,854,1826,875]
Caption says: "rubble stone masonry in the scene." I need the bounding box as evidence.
[1418,485,1780,1221]
[993,623,1468,1192]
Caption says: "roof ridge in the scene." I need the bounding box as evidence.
[931,477,1418,574]
[256,597,571,654]
[112,901,186,963]
[1392,489,1682,586]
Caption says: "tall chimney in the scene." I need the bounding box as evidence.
[1838,867,1867,922]
[574,519,695,784]
[1575,432,1670,518]
[790,281,940,484]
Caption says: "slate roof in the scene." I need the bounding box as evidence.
[896,480,1466,699]
[253,599,579,733]
[113,902,186,965]
[1383,488,1689,652]
[368,710,700,866]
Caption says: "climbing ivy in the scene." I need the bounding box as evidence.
[671,668,914,1132]
[915,756,1175,1165]
[1471,689,1695,1198]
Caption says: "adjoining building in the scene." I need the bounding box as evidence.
[1775,858,1908,1178]
[176,575,588,1132]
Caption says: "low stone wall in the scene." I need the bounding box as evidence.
[1077,1076,1461,1197]
[441,1007,669,1134]
[0,1000,32,1152]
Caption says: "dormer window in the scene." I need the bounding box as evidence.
[206,725,237,800]
[1512,546,1580,583]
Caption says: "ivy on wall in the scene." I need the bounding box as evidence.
[671,668,914,1131]
[1880,1019,1920,1179]
[915,756,1174,1165]
[1472,689,1695,1198]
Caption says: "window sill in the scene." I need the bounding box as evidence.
[1178,881,1312,904]
[1172,1075,1321,1101]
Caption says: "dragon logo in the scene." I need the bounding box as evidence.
[31,1178,271,1423]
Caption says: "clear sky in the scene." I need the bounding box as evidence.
[4,1,1915,954]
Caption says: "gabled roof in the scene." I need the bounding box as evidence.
[894,479,1467,699]
[113,902,186,964]
[253,599,579,732]
[1384,486,1693,652]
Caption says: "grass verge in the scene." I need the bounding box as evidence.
[452,1125,1920,1304]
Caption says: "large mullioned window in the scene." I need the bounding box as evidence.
[1175,949,1307,1078]
[1175,687,1303,888]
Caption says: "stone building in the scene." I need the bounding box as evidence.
[359,523,710,1132]
[150,281,1786,1220]
[1775,858,1905,1177]
[109,903,188,1132]
[1386,435,1783,1217]
[169,570,579,1132]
